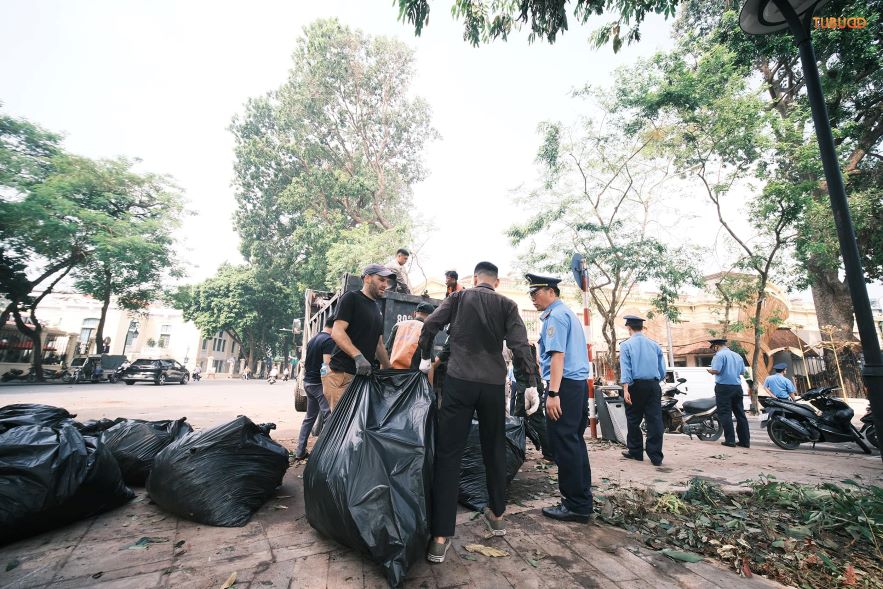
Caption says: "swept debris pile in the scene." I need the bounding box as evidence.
[595,476,883,589]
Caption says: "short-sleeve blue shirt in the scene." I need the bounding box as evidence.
[538,299,590,381]
[619,333,666,385]
[764,373,796,398]
[711,348,745,385]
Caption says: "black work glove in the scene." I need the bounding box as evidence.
[353,354,372,376]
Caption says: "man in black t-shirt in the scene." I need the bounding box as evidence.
[294,316,336,460]
[326,264,394,409]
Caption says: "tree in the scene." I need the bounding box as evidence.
[672,0,883,344]
[230,18,436,296]
[611,39,804,410]
[1,111,184,377]
[71,158,184,354]
[508,113,701,377]
[1,116,94,378]
[398,0,678,51]
[171,265,293,371]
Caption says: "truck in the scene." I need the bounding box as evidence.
[293,273,447,411]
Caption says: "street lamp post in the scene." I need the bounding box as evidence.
[740,0,883,459]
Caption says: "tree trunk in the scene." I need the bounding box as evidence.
[94,268,113,354]
[12,308,43,382]
[749,282,767,416]
[809,269,856,342]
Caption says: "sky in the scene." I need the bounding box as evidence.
[1,0,880,304]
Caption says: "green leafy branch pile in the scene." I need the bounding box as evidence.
[595,476,883,588]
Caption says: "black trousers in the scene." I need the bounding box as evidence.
[546,378,592,514]
[624,379,664,463]
[431,374,506,537]
[715,384,750,445]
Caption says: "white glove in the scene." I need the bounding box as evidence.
[419,358,432,374]
[525,387,540,415]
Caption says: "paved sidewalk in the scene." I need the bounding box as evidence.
[0,451,793,589]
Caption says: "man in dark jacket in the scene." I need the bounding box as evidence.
[418,261,538,564]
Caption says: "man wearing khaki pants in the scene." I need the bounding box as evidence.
[324,264,394,409]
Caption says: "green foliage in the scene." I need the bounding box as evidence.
[171,264,293,364]
[70,158,184,321]
[230,18,434,299]
[324,223,412,289]
[397,0,679,51]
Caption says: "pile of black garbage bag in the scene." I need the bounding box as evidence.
[458,416,527,511]
[102,418,193,485]
[304,371,435,588]
[147,416,289,527]
[1,403,289,545]
[0,404,134,544]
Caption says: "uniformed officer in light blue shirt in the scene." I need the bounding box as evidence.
[764,363,797,400]
[619,315,666,466]
[707,338,750,448]
[527,273,592,523]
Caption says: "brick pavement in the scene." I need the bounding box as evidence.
[0,454,791,589]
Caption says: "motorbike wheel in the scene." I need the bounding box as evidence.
[62,372,73,384]
[768,418,802,450]
[108,374,117,384]
[697,415,723,441]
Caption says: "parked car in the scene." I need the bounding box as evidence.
[121,358,190,386]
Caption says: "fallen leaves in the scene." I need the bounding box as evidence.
[660,549,703,563]
[464,544,510,558]
[126,536,169,549]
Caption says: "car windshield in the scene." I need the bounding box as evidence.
[131,359,159,368]
[71,358,86,367]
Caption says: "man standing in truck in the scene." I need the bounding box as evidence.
[325,264,394,410]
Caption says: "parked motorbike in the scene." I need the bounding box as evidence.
[760,386,873,453]
[2,368,60,382]
[859,404,878,450]
[192,371,201,382]
[642,378,723,441]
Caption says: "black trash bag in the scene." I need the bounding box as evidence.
[458,417,526,512]
[0,424,134,544]
[0,403,77,433]
[101,418,193,485]
[304,371,435,588]
[77,417,126,436]
[146,416,289,526]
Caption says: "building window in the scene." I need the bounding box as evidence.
[213,359,225,373]
[201,338,208,350]
[158,324,171,349]
[79,318,99,346]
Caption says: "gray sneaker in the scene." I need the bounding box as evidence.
[426,538,451,563]
[483,510,506,536]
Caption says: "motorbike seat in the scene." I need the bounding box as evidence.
[682,397,717,414]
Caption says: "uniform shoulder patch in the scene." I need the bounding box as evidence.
[546,325,555,338]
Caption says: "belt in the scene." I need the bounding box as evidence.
[633,379,659,383]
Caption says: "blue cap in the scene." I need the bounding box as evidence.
[773,362,787,371]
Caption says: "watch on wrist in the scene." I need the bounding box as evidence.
[547,390,559,398]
